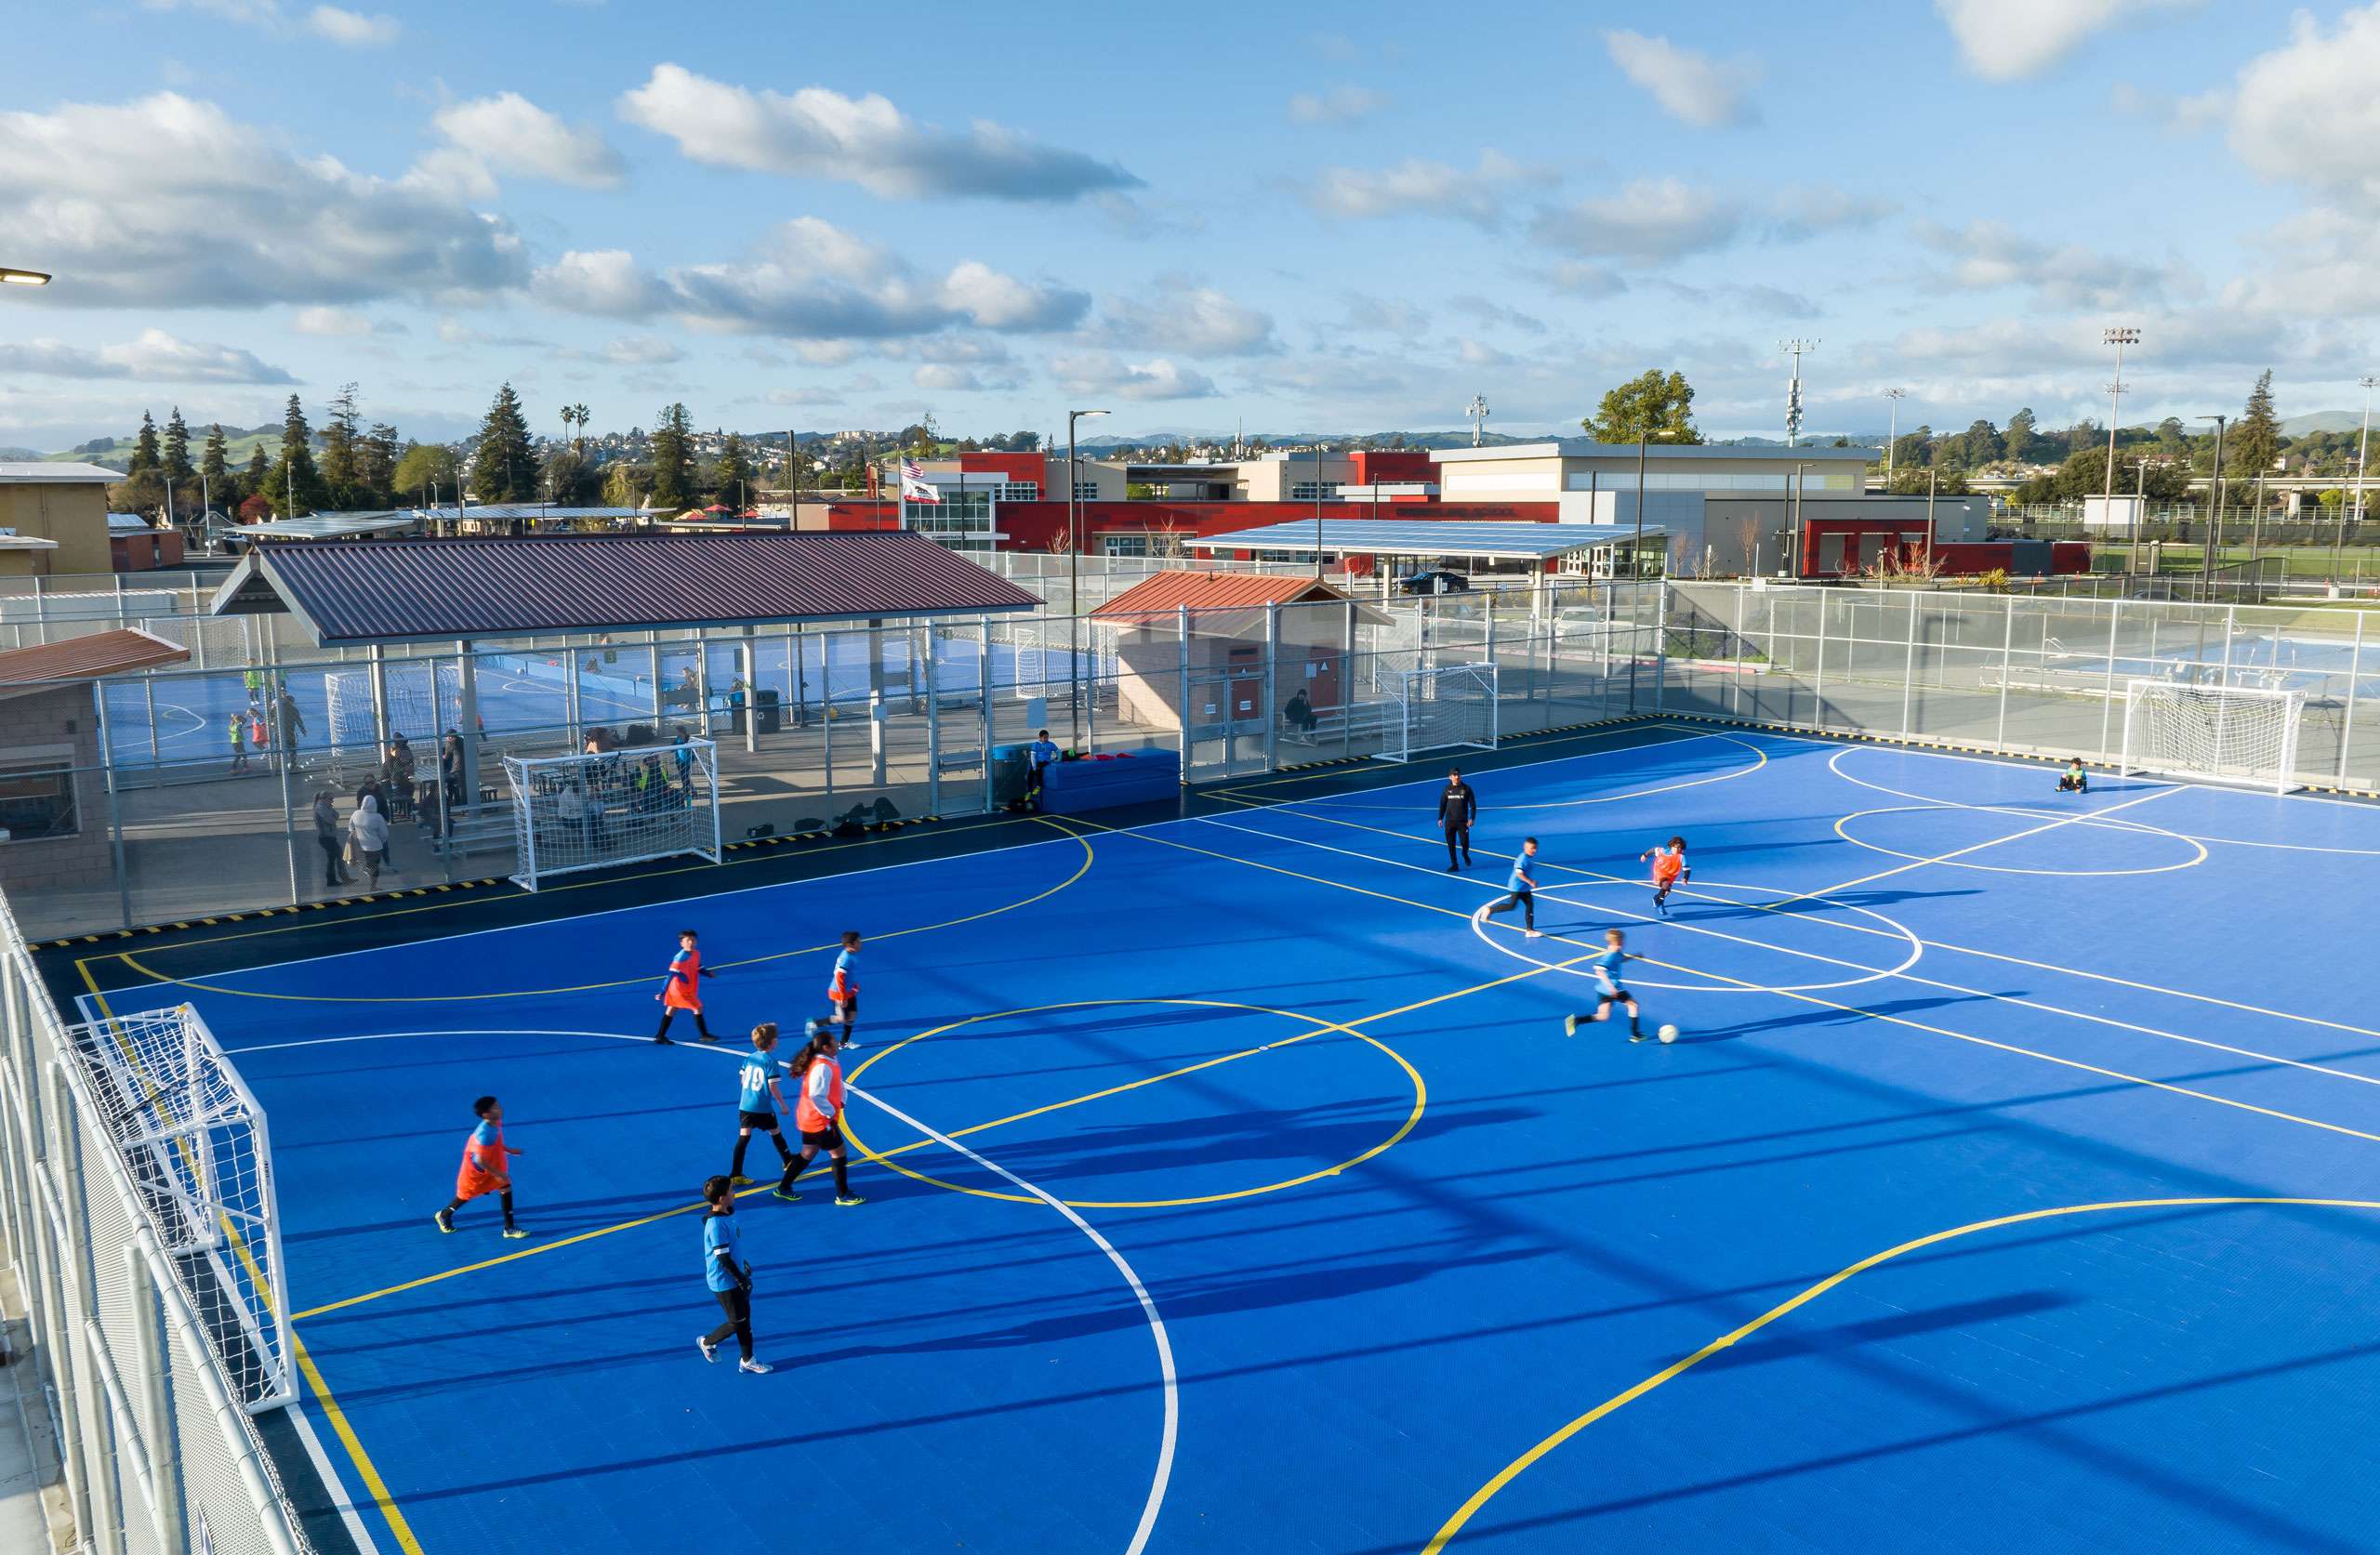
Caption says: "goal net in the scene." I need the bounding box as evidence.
[505,736,722,890]
[2119,677,2306,793]
[68,1003,294,1411]
[324,661,461,782]
[1377,662,1499,764]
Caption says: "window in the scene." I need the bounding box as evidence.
[1101,534,1150,556]
[0,761,78,842]
[1289,481,1343,501]
[992,481,1040,502]
[1567,469,1861,494]
[1072,481,1102,502]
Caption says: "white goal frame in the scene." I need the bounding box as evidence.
[67,1002,294,1412]
[2118,677,2307,794]
[505,736,723,890]
[1376,661,1500,764]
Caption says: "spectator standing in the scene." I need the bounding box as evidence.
[276,689,307,758]
[381,736,416,821]
[1437,768,1477,872]
[311,791,350,887]
[348,793,390,888]
[441,730,465,810]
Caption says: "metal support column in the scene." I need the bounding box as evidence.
[369,643,392,750]
[867,617,888,784]
[564,649,585,753]
[142,675,161,769]
[2097,600,2123,758]
[456,642,483,810]
[1654,580,1670,715]
[1994,595,2016,749]
[1263,601,1280,773]
[1342,598,1356,759]
[2339,612,2364,785]
[1177,603,1192,784]
[739,628,758,755]
[926,626,941,816]
[649,643,665,729]
[266,626,299,905]
[1898,596,1919,739]
[979,615,994,814]
[94,692,135,929]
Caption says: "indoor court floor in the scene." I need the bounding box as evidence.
[60,718,2380,1555]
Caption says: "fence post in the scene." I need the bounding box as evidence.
[94,691,135,931]
[1263,601,1280,773]
[563,647,584,753]
[1178,603,1192,785]
[1898,594,1919,739]
[1342,598,1356,759]
[126,1245,190,1555]
[1810,586,1827,726]
[2340,611,2364,786]
[649,643,665,728]
[926,627,940,817]
[369,642,392,751]
[2098,599,2123,758]
[978,615,993,814]
[1995,594,2015,749]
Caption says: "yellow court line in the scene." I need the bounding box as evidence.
[1418,1194,2380,1552]
[1226,789,2380,1049]
[104,819,1094,1005]
[1055,811,2380,1150]
[74,966,430,1555]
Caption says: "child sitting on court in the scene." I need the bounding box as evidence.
[2056,758,2089,794]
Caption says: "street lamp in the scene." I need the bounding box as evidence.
[0,268,50,286]
[2197,413,2227,600]
[2102,327,2138,510]
[1883,389,1906,487]
[1630,429,1679,584]
[2344,376,2377,585]
[1065,407,1108,748]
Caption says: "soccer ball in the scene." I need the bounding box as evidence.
[1657,1024,1680,1044]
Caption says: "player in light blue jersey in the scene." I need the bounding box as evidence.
[727,1022,802,1201]
[1566,929,1650,1042]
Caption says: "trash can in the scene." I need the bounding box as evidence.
[755,688,781,735]
[990,743,1033,808]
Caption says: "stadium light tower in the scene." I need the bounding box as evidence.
[1883,389,1907,485]
[2102,326,2139,508]
[2344,375,2378,584]
[1465,394,1490,447]
[1780,339,1818,446]
[1066,408,1108,747]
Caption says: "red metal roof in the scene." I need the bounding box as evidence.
[0,628,189,696]
[1091,570,1355,621]
[216,531,1038,645]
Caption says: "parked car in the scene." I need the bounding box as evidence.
[1400,570,1470,595]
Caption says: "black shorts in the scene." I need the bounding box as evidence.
[737,1111,781,1132]
[801,1124,845,1151]
[831,996,857,1020]
[1598,983,1632,1003]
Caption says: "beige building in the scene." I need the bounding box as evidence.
[1431,441,1873,509]
[0,462,124,577]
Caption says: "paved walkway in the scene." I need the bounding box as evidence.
[0,1272,70,1554]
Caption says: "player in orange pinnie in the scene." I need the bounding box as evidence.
[435,1095,525,1238]
[1642,837,1689,916]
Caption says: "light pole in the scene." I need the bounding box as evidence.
[2102,326,2138,510]
[1065,407,1108,748]
[1883,389,1907,487]
[2344,376,2377,585]
[2197,414,2227,600]
[1631,429,1678,584]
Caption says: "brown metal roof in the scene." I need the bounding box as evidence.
[0,628,190,699]
[211,530,1039,645]
[1091,570,1355,620]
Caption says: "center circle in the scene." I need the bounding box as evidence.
[1834,804,2208,876]
[841,997,1425,1209]
[1501,876,1925,994]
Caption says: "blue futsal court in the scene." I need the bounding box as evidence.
[63,720,2380,1554]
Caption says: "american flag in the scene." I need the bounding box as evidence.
[898,456,940,505]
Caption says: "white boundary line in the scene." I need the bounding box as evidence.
[286,1403,385,1555]
[854,1082,1177,1555]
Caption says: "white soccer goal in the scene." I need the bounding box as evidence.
[2119,677,2307,793]
[506,736,722,890]
[1377,661,1500,764]
[324,661,461,781]
[68,1002,294,1411]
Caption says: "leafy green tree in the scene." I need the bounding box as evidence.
[602,461,652,508]
[2043,447,2191,501]
[162,407,195,488]
[127,411,162,477]
[714,431,752,510]
[1959,417,2001,465]
[265,394,328,515]
[1890,425,1933,473]
[1582,369,1701,443]
[199,423,231,509]
[469,383,536,503]
[391,441,460,502]
[1887,467,1969,495]
[1011,430,1040,452]
[2003,407,2037,464]
[649,402,695,509]
[2155,416,2188,454]
[2233,369,2281,481]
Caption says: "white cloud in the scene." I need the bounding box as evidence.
[1048,352,1219,402]
[1302,151,1529,227]
[616,65,1139,202]
[2227,7,2380,209]
[1102,277,1277,355]
[913,364,994,391]
[304,6,397,45]
[602,336,682,366]
[1342,295,1432,336]
[1544,262,1627,298]
[532,219,1089,341]
[1601,31,1760,128]
[1935,0,2197,83]
[2110,81,2228,134]
[0,93,523,308]
[1288,86,1390,125]
[1911,218,2188,309]
[293,306,373,336]
[432,93,625,189]
[0,328,296,383]
[1531,178,1744,262]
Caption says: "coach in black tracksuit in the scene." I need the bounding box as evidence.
[1437,769,1477,871]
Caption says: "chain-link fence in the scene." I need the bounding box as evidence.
[1661,582,2380,790]
[0,893,311,1555]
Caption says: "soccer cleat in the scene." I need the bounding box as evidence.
[730,1174,755,1186]
[835,1193,866,1207]
[1471,904,1488,925]
[653,1034,673,1046]
[1630,1030,1650,1043]
[841,1034,859,1051]
[700,1033,719,1043]
[738,1357,773,1375]
[501,1225,527,1239]
[433,1207,454,1233]
[698,1336,718,1364]
[1563,1014,1579,1037]
[772,1186,802,1203]
[1524,929,1542,939]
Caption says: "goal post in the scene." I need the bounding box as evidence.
[1377,661,1499,764]
[505,736,722,890]
[67,1002,294,1412]
[2118,678,2307,794]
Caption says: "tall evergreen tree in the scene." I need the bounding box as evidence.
[266,393,328,515]
[715,431,751,510]
[243,443,270,500]
[127,411,163,477]
[162,407,195,487]
[2003,407,2037,465]
[361,422,401,504]
[469,382,536,502]
[320,382,363,503]
[199,423,231,509]
[1960,417,2002,464]
[2234,369,2282,480]
[649,402,695,509]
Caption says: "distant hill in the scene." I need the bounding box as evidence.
[0,446,43,461]
[2281,411,2364,436]
[44,423,291,468]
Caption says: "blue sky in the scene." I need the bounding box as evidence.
[0,0,2372,449]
